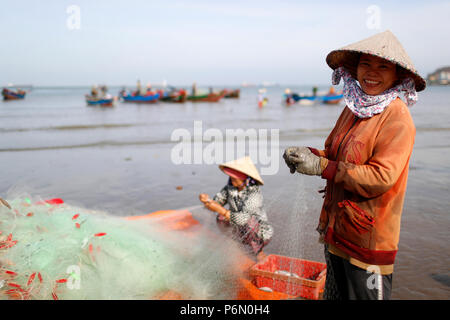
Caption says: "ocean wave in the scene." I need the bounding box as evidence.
[0,128,332,152]
[0,139,173,152]
[0,123,143,133]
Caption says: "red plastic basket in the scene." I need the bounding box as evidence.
[249,254,327,300]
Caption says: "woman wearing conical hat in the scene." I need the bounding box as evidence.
[199,156,273,259]
[283,30,426,300]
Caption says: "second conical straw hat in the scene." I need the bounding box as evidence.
[326,30,426,91]
[219,156,264,185]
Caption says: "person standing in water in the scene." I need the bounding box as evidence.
[199,157,273,260]
[283,30,426,300]
[135,80,142,96]
[91,85,98,98]
[257,89,267,108]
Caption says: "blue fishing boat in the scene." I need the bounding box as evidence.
[2,88,26,100]
[293,93,317,102]
[284,92,343,105]
[86,96,115,107]
[284,93,317,105]
[122,92,160,103]
[322,94,343,104]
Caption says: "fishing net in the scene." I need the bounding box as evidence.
[0,195,248,300]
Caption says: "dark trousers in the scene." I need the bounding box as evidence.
[323,246,393,300]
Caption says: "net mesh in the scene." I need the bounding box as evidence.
[0,195,247,300]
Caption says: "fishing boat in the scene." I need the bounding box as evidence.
[160,89,187,103]
[291,94,317,102]
[283,93,316,106]
[322,94,343,105]
[284,92,343,105]
[2,88,26,100]
[187,91,226,102]
[122,92,161,103]
[224,89,240,98]
[85,95,115,107]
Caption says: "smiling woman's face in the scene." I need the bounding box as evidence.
[357,54,398,95]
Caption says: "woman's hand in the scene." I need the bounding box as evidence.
[283,146,304,173]
[204,200,221,212]
[283,146,323,176]
[199,193,217,211]
[213,204,230,221]
[199,193,210,203]
[199,197,230,221]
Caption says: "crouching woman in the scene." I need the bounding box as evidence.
[199,157,273,260]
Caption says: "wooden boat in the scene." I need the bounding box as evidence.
[85,95,115,107]
[187,91,226,102]
[322,94,343,105]
[122,92,160,103]
[292,94,317,102]
[2,88,26,100]
[284,92,317,103]
[224,89,240,98]
[284,92,343,105]
[160,90,187,103]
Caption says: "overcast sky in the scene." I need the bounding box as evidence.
[1,0,449,86]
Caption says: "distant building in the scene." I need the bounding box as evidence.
[427,66,450,85]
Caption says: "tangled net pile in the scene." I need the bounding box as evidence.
[0,195,247,300]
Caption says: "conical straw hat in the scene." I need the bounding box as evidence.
[219,156,264,185]
[326,30,426,91]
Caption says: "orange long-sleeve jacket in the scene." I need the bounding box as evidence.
[311,98,415,265]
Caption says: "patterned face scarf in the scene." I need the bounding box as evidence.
[332,67,418,118]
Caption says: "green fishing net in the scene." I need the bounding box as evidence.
[0,196,246,300]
